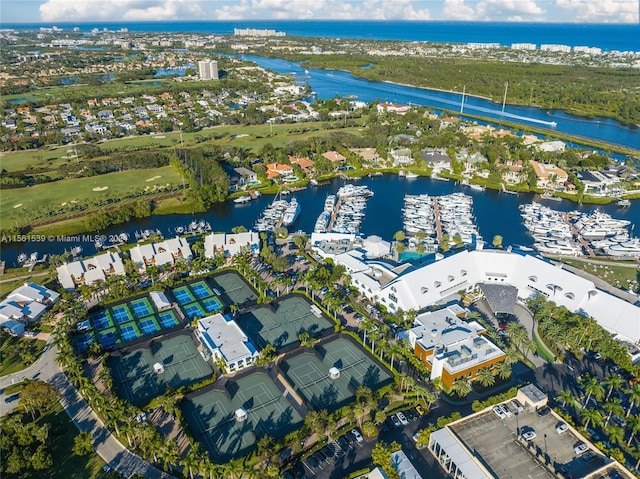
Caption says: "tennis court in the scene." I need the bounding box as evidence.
[237,295,333,351]
[158,310,179,328]
[109,334,212,405]
[130,298,153,319]
[98,328,119,349]
[280,336,393,411]
[112,305,134,325]
[139,317,160,335]
[119,322,142,342]
[76,332,95,352]
[172,286,195,305]
[90,310,113,330]
[182,371,302,461]
[183,302,206,320]
[201,297,223,313]
[208,271,257,307]
[191,281,214,300]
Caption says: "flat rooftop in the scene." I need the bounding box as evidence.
[448,405,612,479]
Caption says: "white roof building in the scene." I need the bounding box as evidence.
[196,313,259,372]
[338,249,640,344]
[150,291,172,311]
[57,251,125,290]
[390,449,423,479]
[0,282,60,335]
[203,231,260,258]
[129,237,192,271]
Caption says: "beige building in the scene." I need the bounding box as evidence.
[529,160,568,189]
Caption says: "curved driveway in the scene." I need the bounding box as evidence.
[0,343,172,479]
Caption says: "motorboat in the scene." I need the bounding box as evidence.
[282,198,301,227]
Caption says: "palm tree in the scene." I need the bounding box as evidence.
[556,389,578,409]
[494,361,512,380]
[583,377,605,407]
[603,398,624,428]
[503,346,520,365]
[255,343,276,367]
[608,425,625,446]
[161,438,180,471]
[451,379,472,397]
[475,368,496,388]
[181,443,204,479]
[627,415,640,446]
[603,374,625,401]
[625,384,640,417]
[580,407,603,430]
[388,342,405,372]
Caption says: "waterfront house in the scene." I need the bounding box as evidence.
[377,102,410,115]
[530,160,568,189]
[57,252,125,290]
[204,231,260,258]
[265,163,293,179]
[196,313,259,372]
[129,237,192,272]
[390,148,413,166]
[288,155,314,174]
[350,148,382,165]
[322,151,346,163]
[576,170,623,196]
[421,149,451,170]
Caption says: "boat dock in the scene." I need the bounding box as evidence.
[326,197,341,232]
[433,200,443,243]
[562,212,595,257]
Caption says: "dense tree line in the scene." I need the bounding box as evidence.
[84,200,152,232]
[59,150,172,178]
[171,147,229,208]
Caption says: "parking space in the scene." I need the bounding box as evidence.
[450,404,610,479]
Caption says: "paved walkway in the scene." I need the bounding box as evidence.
[0,344,173,479]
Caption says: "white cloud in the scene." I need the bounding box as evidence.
[442,0,477,20]
[40,0,207,21]
[555,0,639,23]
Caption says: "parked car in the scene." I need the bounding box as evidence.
[493,405,507,419]
[500,404,512,417]
[391,414,402,428]
[536,406,551,416]
[522,429,537,441]
[397,412,409,426]
[574,443,589,455]
[510,399,524,413]
[337,436,350,450]
[415,404,425,416]
[556,422,568,434]
[351,428,364,443]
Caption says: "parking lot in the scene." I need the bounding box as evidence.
[450,403,610,479]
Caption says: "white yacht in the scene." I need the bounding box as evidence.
[282,198,301,227]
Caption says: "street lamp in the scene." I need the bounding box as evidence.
[515,411,519,436]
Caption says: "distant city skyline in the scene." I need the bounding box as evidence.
[2,0,638,24]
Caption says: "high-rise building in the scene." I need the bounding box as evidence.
[198,60,219,81]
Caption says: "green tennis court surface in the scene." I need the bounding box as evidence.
[237,295,333,351]
[279,336,393,412]
[109,333,212,405]
[208,271,257,307]
[182,371,302,461]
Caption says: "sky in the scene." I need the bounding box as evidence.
[1,0,638,24]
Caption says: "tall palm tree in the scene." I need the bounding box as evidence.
[388,342,405,372]
[503,346,520,365]
[625,384,640,417]
[608,425,625,446]
[475,368,496,388]
[627,415,640,446]
[603,398,624,428]
[161,438,180,471]
[556,389,578,409]
[451,379,472,397]
[580,407,603,430]
[582,377,605,407]
[494,361,512,380]
[603,374,625,401]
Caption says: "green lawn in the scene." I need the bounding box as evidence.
[0,332,46,376]
[1,166,184,227]
[557,258,640,293]
[33,405,114,479]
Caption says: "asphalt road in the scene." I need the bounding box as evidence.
[0,342,172,479]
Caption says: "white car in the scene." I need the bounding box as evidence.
[493,405,506,419]
[510,400,524,413]
[351,428,364,443]
[500,404,512,417]
[522,430,537,441]
[556,422,568,434]
[396,412,409,426]
[574,443,589,455]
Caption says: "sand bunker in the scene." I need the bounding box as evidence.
[92,186,109,192]
[61,202,67,206]
[146,175,162,182]
[13,203,23,208]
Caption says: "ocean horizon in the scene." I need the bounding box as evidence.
[5,20,639,51]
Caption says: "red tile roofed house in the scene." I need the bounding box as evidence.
[288,155,314,174]
[530,160,568,189]
[159,92,173,101]
[16,107,31,115]
[265,163,293,179]
[322,151,346,163]
[87,98,99,108]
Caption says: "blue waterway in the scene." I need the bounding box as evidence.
[243,55,640,150]
[2,176,639,266]
[5,21,639,51]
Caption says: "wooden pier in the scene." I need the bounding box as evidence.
[562,212,595,257]
[433,198,443,243]
[326,197,342,232]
